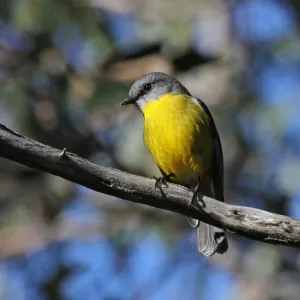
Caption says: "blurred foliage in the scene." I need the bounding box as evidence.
[1,0,300,299]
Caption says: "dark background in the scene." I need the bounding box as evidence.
[1,0,300,299]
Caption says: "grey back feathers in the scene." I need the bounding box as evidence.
[128,72,190,109]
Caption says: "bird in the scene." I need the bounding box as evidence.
[121,72,228,257]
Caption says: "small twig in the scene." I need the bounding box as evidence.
[58,148,67,159]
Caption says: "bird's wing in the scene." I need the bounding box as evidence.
[190,97,228,256]
[192,97,224,202]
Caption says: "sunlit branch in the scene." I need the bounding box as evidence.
[0,123,300,248]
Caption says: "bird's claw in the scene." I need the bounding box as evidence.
[151,176,168,189]
[188,179,202,209]
[188,191,198,210]
[151,173,174,189]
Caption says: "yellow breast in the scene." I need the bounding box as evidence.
[142,93,213,187]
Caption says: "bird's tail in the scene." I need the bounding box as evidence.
[197,222,228,257]
[189,179,228,257]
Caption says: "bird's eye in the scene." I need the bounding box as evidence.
[143,83,152,92]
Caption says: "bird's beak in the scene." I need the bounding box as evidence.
[121,98,135,105]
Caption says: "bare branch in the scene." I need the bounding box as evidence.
[0,123,299,248]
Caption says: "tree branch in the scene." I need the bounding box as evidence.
[0,123,299,248]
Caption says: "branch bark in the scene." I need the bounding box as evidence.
[0,123,299,248]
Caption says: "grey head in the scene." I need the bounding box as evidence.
[121,72,191,110]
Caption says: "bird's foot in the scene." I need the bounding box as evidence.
[188,181,200,209]
[151,173,174,189]
[188,177,205,209]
